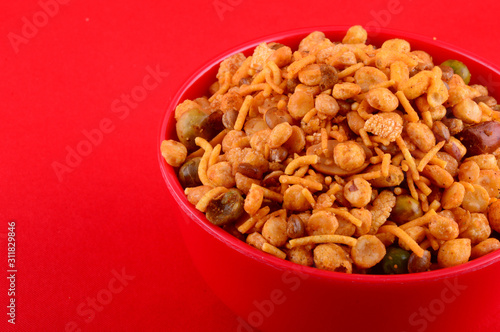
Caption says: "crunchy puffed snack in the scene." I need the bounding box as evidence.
[162,25,500,274]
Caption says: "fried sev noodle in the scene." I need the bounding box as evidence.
[195,137,214,186]
[378,225,425,258]
[262,243,287,259]
[237,206,271,234]
[288,235,357,248]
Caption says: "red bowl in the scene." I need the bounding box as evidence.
[159,26,500,332]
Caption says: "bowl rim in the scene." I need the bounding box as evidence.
[158,25,500,284]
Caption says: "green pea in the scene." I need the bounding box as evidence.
[381,247,411,274]
[175,109,224,151]
[441,59,471,84]
[206,189,244,226]
[390,194,423,225]
[178,157,202,188]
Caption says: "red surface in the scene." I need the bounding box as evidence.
[1,0,500,331]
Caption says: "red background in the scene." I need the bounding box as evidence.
[1,0,499,331]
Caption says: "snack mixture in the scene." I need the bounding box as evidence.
[162,25,500,274]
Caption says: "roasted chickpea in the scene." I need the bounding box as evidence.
[366,87,399,112]
[344,178,372,208]
[220,90,243,112]
[315,93,339,117]
[244,117,268,136]
[460,213,491,244]
[367,164,405,188]
[314,244,353,273]
[342,25,367,44]
[244,185,264,215]
[264,107,293,129]
[438,238,471,268]
[354,66,388,92]
[351,235,386,268]
[269,122,293,149]
[207,162,236,188]
[281,126,306,155]
[161,139,188,167]
[436,152,459,177]
[298,31,325,53]
[283,185,312,211]
[288,246,314,266]
[332,82,361,100]
[346,111,365,135]
[458,160,480,182]
[452,99,481,124]
[441,182,465,210]
[333,141,366,171]
[461,184,489,213]
[288,90,314,119]
[186,185,212,206]
[248,134,271,161]
[475,170,500,198]
[246,232,268,250]
[352,208,372,237]
[298,64,322,86]
[428,215,459,241]
[222,130,247,152]
[382,38,411,53]
[421,165,454,189]
[335,215,356,236]
[306,210,339,236]
[315,193,334,210]
[488,200,500,233]
[262,215,288,247]
[405,122,435,153]
[411,50,433,74]
[471,238,500,259]
[451,207,472,234]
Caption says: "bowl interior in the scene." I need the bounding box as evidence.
[159,26,500,283]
